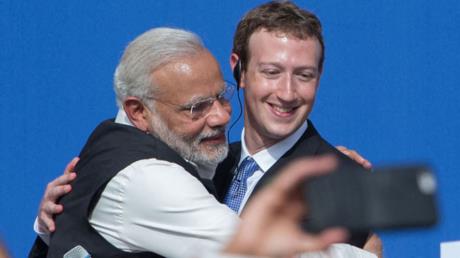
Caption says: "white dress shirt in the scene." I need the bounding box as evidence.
[35,110,238,258]
[236,121,308,214]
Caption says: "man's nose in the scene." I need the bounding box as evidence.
[206,100,231,128]
[276,75,297,102]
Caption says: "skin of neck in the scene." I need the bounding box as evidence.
[243,109,281,155]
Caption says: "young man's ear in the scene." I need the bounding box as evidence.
[230,53,246,89]
[123,97,150,132]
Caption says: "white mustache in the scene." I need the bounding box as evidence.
[197,127,227,142]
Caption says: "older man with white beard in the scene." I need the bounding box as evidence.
[39,27,238,258]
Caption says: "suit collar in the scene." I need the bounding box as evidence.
[240,121,308,172]
[249,120,323,196]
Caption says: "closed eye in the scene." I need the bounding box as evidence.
[261,69,281,78]
[298,72,316,81]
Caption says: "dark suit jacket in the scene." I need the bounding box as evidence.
[213,120,370,247]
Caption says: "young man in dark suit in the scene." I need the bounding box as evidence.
[213,1,381,256]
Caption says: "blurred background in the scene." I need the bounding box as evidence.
[1,1,459,257]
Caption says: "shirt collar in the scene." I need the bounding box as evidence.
[115,109,133,126]
[239,121,308,172]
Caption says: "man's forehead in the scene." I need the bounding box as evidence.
[154,51,219,79]
[249,29,319,47]
[247,30,321,64]
[255,27,317,40]
[173,62,193,74]
[151,52,224,103]
[155,54,202,74]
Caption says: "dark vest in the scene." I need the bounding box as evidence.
[44,119,215,258]
[214,120,370,247]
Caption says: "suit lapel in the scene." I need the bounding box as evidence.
[214,142,241,202]
[249,120,322,200]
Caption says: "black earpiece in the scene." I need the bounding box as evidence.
[227,58,244,145]
[233,59,242,90]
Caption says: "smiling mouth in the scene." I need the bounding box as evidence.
[200,132,226,144]
[269,104,298,116]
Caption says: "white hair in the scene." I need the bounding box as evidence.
[113,27,205,108]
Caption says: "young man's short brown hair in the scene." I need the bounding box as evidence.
[233,0,325,73]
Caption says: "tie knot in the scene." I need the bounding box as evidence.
[238,156,259,178]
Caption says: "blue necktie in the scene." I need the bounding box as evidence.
[224,156,260,213]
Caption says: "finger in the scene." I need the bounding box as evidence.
[363,233,383,256]
[335,145,347,152]
[350,150,366,165]
[297,227,348,252]
[336,146,372,170]
[348,150,372,170]
[48,172,76,189]
[361,159,373,170]
[49,184,72,201]
[38,202,64,233]
[39,215,56,233]
[335,146,354,158]
[37,219,51,234]
[63,157,79,175]
[43,202,64,215]
[336,146,359,159]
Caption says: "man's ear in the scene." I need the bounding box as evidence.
[230,53,239,73]
[123,97,150,132]
[230,53,246,89]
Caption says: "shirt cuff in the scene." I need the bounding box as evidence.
[33,217,50,245]
[299,243,377,258]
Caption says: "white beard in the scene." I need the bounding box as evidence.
[149,113,228,169]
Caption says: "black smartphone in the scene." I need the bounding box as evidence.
[303,164,438,232]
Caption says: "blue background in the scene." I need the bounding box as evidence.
[1,1,459,257]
